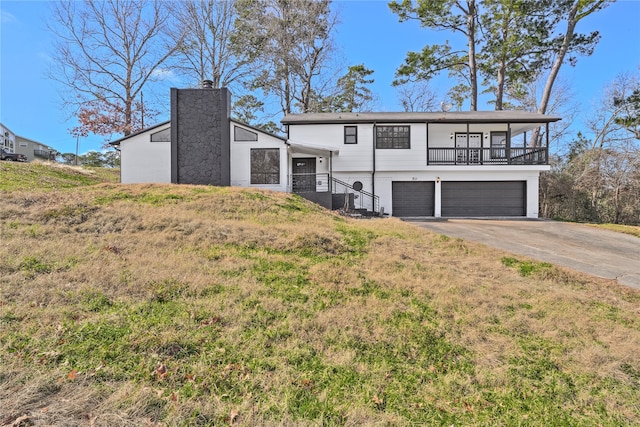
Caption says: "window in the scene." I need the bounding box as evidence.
[344,126,357,144]
[150,128,171,142]
[491,131,507,158]
[376,125,410,149]
[234,126,258,141]
[251,148,280,184]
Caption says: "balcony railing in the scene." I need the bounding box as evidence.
[34,149,55,160]
[427,147,548,165]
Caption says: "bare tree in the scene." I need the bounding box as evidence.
[237,0,338,115]
[517,74,578,153]
[529,0,607,146]
[48,0,180,140]
[395,80,439,112]
[540,73,640,224]
[587,72,640,150]
[389,0,480,110]
[168,0,255,89]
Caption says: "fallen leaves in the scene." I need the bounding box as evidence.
[229,409,239,425]
[154,363,168,379]
[67,368,78,380]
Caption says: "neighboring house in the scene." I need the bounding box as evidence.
[112,85,561,219]
[15,135,58,162]
[1,123,17,153]
[0,122,58,162]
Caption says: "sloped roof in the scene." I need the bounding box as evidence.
[109,121,170,146]
[281,110,561,125]
[109,118,286,146]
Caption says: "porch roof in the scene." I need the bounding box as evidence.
[282,110,561,125]
[286,139,340,156]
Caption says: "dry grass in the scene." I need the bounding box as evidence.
[1,180,639,426]
[587,223,640,238]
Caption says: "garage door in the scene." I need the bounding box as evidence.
[392,181,435,217]
[441,181,526,217]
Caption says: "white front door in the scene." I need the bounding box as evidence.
[455,133,482,164]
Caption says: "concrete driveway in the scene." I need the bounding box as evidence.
[407,219,640,289]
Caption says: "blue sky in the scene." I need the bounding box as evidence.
[1,0,638,156]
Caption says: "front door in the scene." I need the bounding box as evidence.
[292,158,316,192]
[456,132,482,164]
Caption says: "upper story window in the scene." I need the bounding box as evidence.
[376,125,410,149]
[234,126,258,141]
[150,128,171,142]
[344,126,357,144]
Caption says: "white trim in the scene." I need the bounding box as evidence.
[287,139,340,156]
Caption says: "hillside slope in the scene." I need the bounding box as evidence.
[1,165,639,426]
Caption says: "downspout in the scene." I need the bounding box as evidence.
[372,122,376,199]
[426,122,429,165]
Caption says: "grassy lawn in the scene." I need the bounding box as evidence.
[588,223,640,238]
[0,161,119,191]
[1,164,639,426]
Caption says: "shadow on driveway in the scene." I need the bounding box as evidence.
[407,219,640,289]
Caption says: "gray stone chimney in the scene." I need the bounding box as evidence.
[170,86,231,185]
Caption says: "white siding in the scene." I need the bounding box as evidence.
[375,124,427,171]
[230,123,288,192]
[289,123,373,172]
[374,168,546,218]
[120,125,171,183]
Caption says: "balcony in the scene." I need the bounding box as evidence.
[427,146,548,165]
[34,149,56,160]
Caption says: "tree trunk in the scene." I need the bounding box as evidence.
[467,0,478,111]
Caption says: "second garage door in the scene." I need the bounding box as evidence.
[441,181,526,217]
[392,181,435,217]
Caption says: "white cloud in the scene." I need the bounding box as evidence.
[151,68,177,82]
[1,9,17,24]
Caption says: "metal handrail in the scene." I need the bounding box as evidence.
[330,177,380,214]
[288,173,380,215]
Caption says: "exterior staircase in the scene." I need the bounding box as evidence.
[290,173,381,216]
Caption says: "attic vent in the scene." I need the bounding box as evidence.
[201,80,213,89]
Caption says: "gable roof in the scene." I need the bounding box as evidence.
[109,118,286,147]
[230,119,286,141]
[109,121,170,146]
[281,111,561,125]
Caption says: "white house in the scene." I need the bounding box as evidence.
[283,111,560,218]
[1,122,17,153]
[112,85,560,219]
[114,118,287,192]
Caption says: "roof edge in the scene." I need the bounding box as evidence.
[109,120,171,146]
[281,111,562,125]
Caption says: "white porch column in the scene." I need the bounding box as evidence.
[526,174,540,218]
